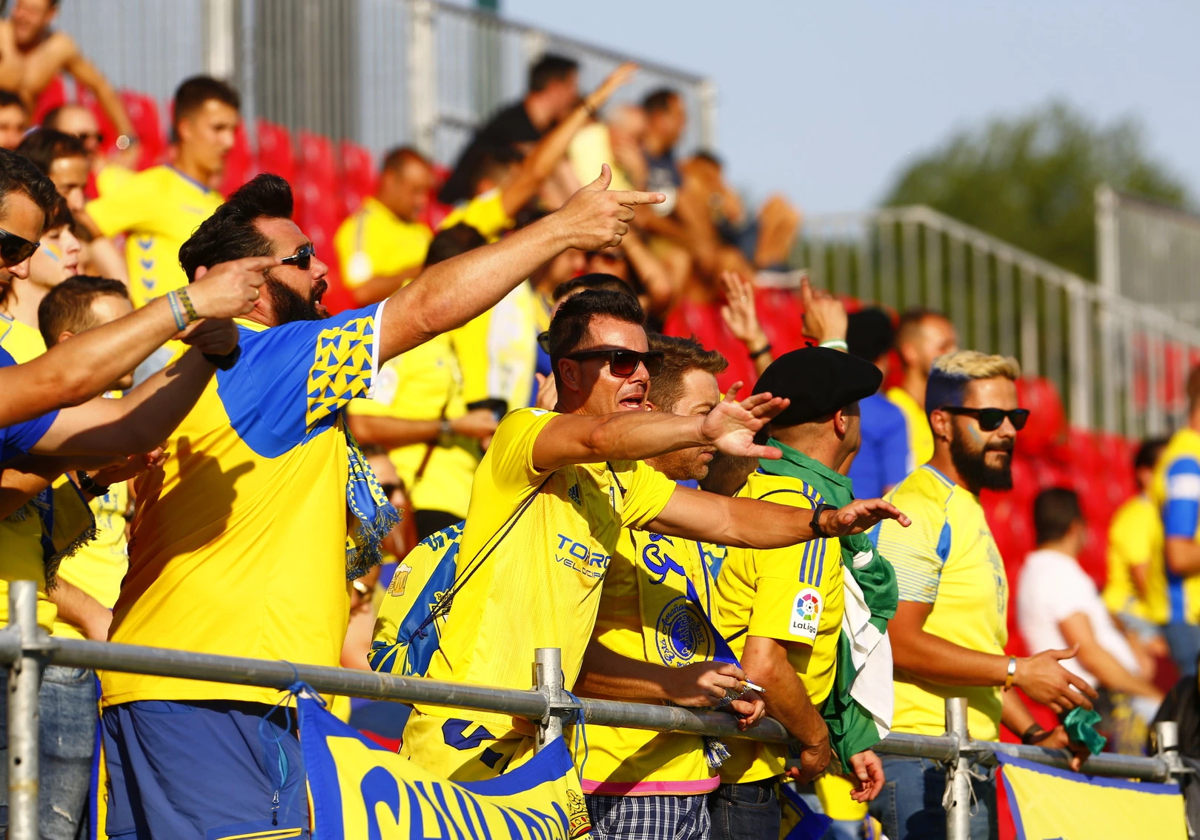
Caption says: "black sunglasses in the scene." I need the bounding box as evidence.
[279,243,316,270]
[566,348,664,377]
[939,406,1030,432]
[0,227,39,268]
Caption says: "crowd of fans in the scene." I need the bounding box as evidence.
[0,15,1193,840]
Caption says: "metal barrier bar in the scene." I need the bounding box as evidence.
[946,698,972,840]
[7,583,44,840]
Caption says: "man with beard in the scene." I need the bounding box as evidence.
[100,168,668,840]
[870,350,1096,840]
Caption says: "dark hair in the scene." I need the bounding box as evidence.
[552,272,633,302]
[1033,487,1083,545]
[15,128,85,174]
[179,173,291,282]
[45,191,72,230]
[547,289,645,382]
[172,75,240,132]
[1134,437,1169,473]
[642,88,679,114]
[896,307,951,349]
[424,224,487,269]
[380,145,427,175]
[0,147,60,231]
[847,307,895,363]
[0,89,27,114]
[529,54,579,92]
[692,149,723,169]
[647,334,728,413]
[38,275,129,347]
[468,146,523,194]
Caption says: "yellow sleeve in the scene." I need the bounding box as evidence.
[873,489,947,604]
[87,174,156,238]
[441,190,514,241]
[618,460,678,529]
[485,408,558,497]
[334,211,374,290]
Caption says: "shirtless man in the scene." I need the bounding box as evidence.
[0,0,136,156]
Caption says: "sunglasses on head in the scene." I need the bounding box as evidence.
[279,243,316,270]
[0,227,39,268]
[566,348,664,377]
[939,406,1030,431]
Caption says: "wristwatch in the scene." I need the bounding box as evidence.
[810,503,839,538]
[203,345,242,371]
[75,470,110,497]
[437,418,454,447]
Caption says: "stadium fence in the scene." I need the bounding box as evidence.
[1,581,1184,840]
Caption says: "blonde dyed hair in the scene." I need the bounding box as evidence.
[926,350,1020,413]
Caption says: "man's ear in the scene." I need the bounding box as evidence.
[929,409,951,442]
[833,408,848,438]
[193,265,208,282]
[56,330,75,345]
[557,358,581,394]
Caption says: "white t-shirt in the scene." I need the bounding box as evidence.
[1017,548,1140,688]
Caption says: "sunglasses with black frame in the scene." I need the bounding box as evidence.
[565,348,664,378]
[938,406,1030,432]
[279,243,316,271]
[0,227,40,268]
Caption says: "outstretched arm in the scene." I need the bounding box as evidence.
[377,166,663,362]
[0,257,271,429]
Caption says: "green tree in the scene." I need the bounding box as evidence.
[882,101,1189,280]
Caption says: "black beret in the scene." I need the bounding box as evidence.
[752,346,883,426]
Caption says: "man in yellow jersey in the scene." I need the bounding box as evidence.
[573,334,765,840]
[441,62,635,409]
[348,225,498,539]
[886,308,958,472]
[709,347,891,840]
[1104,438,1169,654]
[87,76,237,309]
[871,350,1095,840]
[399,288,909,783]
[334,145,434,306]
[99,167,669,839]
[1151,365,1200,677]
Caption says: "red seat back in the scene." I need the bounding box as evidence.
[339,141,378,219]
[31,76,67,126]
[119,91,166,169]
[219,122,254,196]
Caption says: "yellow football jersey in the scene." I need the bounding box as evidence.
[1149,427,1200,625]
[348,334,480,520]
[334,196,432,291]
[87,165,224,308]
[439,189,514,242]
[103,304,385,708]
[0,315,46,363]
[714,470,845,784]
[583,529,721,795]
[873,465,1008,740]
[1103,494,1167,625]
[887,386,933,472]
[403,408,676,757]
[53,480,130,641]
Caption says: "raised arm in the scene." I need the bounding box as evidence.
[0,257,270,429]
[66,52,137,142]
[501,63,637,217]
[377,166,663,362]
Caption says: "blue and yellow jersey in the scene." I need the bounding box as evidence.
[1150,428,1200,625]
[886,386,933,472]
[334,196,432,291]
[104,304,386,708]
[0,314,46,363]
[713,470,845,784]
[408,408,677,740]
[348,334,480,520]
[87,165,224,308]
[1103,494,1168,625]
[873,465,1008,740]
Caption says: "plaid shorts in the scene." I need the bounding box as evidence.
[586,793,711,840]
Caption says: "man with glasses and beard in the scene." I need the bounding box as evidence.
[869,350,1096,840]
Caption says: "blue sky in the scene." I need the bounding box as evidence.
[497,0,1200,215]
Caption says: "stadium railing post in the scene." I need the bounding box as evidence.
[534,648,565,751]
[1154,720,1185,783]
[945,697,972,840]
[7,580,44,840]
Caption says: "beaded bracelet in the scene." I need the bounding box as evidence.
[165,291,188,331]
[176,287,199,322]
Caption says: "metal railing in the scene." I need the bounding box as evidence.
[1,581,1183,840]
[57,0,716,166]
[800,205,1200,437]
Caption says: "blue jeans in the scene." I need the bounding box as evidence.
[708,780,778,840]
[1163,622,1200,677]
[0,665,98,839]
[870,756,996,840]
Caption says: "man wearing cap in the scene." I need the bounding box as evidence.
[709,347,896,840]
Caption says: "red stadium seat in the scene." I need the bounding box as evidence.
[219,122,254,196]
[31,75,67,126]
[120,91,167,170]
[339,141,377,218]
[1015,377,1066,459]
[255,120,297,186]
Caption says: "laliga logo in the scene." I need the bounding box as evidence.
[789,588,822,639]
[797,592,820,622]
